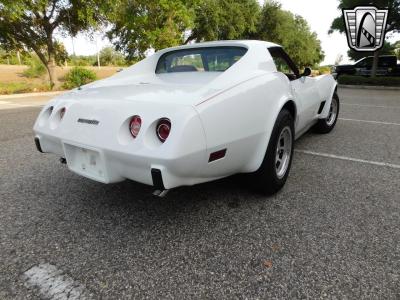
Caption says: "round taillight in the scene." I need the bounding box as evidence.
[129,115,142,138]
[156,118,171,143]
[60,107,66,119]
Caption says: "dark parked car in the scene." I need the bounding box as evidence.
[331,55,400,79]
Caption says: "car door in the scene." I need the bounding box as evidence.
[268,47,321,132]
[378,56,394,76]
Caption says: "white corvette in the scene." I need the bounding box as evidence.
[33,40,339,195]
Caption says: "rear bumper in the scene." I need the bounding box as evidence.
[33,133,215,190]
[32,98,217,189]
[34,134,206,189]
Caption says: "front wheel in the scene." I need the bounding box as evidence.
[314,92,340,134]
[250,109,295,195]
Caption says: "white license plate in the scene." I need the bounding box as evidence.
[63,143,107,182]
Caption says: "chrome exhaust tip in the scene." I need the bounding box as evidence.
[153,190,169,197]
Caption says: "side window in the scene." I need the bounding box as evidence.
[268,47,299,81]
[378,58,388,68]
[356,59,365,67]
[378,57,394,68]
[356,59,364,67]
[273,56,295,74]
[357,57,373,68]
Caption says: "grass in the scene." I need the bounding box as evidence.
[0,82,50,95]
[0,65,122,95]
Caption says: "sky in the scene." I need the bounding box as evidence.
[59,0,400,65]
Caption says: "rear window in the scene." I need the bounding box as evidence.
[156,46,248,74]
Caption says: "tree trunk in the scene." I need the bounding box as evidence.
[97,50,100,68]
[371,51,379,78]
[16,50,21,65]
[184,32,195,45]
[46,55,58,90]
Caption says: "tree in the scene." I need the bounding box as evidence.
[335,54,344,65]
[0,0,108,88]
[107,0,193,60]
[107,0,323,67]
[256,1,324,68]
[330,0,400,77]
[99,46,126,66]
[107,0,260,59]
[393,40,400,59]
[347,41,396,61]
[0,44,30,64]
[184,0,260,43]
[54,41,69,66]
[0,45,10,64]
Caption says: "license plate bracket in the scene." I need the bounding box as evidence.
[63,143,108,183]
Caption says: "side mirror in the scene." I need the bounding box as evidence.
[301,67,312,77]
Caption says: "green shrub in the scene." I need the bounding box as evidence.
[338,75,400,87]
[22,56,46,78]
[97,47,127,67]
[62,67,97,89]
[318,66,331,75]
[68,55,97,66]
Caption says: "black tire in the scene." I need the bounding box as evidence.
[314,92,340,134]
[250,109,295,195]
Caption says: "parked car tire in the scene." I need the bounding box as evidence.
[314,92,340,134]
[251,109,295,195]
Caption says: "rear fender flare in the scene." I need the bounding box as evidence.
[319,77,338,119]
[244,96,297,172]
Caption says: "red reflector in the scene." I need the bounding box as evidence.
[209,149,227,162]
[156,118,171,143]
[129,115,142,138]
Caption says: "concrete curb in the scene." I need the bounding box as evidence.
[338,84,400,91]
[0,91,65,99]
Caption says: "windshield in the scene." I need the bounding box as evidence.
[355,57,373,67]
[156,46,248,74]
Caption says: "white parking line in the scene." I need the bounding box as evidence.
[339,118,400,126]
[296,150,400,169]
[342,103,400,109]
[23,263,91,300]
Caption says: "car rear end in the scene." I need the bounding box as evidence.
[33,96,208,190]
[33,40,271,190]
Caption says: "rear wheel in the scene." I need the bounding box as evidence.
[314,92,340,134]
[250,109,294,195]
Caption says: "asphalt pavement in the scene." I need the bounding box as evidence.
[0,88,399,299]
